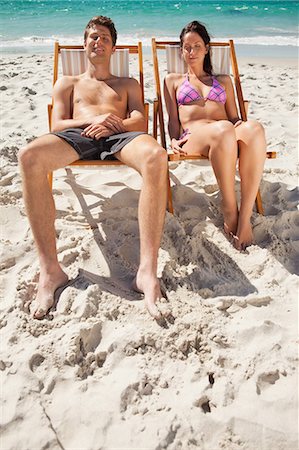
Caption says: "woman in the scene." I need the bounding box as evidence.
[164,21,266,250]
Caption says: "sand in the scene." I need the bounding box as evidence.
[0,52,298,450]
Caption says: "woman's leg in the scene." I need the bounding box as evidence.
[235,120,266,249]
[182,121,239,235]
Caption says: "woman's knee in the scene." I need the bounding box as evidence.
[212,121,236,145]
[243,119,265,140]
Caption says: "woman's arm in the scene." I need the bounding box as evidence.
[164,74,189,154]
[164,73,181,139]
[219,75,242,127]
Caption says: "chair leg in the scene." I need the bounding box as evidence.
[255,188,264,215]
[153,100,158,140]
[48,172,53,189]
[167,170,174,214]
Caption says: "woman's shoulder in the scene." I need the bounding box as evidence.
[165,72,185,82]
[213,74,231,85]
[164,72,185,90]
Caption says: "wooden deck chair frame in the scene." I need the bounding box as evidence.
[48,41,149,187]
[152,38,276,215]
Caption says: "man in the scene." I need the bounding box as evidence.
[18,16,168,320]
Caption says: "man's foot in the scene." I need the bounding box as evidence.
[132,274,168,320]
[234,218,254,251]
[33,269,69,319]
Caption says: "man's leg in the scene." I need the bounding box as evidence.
[114,134,168,319]
[18,134,80,318]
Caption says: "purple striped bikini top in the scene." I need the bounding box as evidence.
[177,74,226,106]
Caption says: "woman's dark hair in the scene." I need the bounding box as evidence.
[180,21,213,75]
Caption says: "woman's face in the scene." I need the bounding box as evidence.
[181,32,208,66]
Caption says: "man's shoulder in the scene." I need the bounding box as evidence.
[54,75,81,89]
[115,76,139,87]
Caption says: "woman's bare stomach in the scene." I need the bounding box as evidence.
[178,102,229,133]
[180,115,229,134]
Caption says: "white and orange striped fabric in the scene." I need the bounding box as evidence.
[61,48,130,77]
[165,44,230,75]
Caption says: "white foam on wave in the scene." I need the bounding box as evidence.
[0,33,298,49]
[232,35,298,46]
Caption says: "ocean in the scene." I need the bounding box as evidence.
[1,0,298,57]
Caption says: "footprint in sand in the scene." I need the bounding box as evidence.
[256,369,280,395]
[29,353,45,372]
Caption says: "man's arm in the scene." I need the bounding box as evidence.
[51,77,126,135]
[50,77,92,132]
[123,78,147,132]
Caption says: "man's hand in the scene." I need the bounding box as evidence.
[170,133,190,155]
[82,113,126,138]
[81,124,115,140]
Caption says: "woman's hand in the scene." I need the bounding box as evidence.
[171,133,190,155]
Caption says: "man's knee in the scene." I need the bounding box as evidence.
[18,136,54,174]
[18,141,41,171]
[142,145,168,173]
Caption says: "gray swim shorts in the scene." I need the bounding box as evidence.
[52,128,146,160]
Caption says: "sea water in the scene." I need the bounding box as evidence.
[1,0,298,57]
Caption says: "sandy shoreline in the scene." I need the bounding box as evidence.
[1,52,298,449]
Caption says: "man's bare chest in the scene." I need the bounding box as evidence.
[73,80,126,106]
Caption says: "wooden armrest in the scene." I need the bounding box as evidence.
[244,100,249,115]
[153,99,159,139]
[167,153,208,162]
[144,102,149,133]
[266,151,277,159]
[47,103,53,130]
[167,152,180,161]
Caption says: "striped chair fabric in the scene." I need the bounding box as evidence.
[61,48,130,77]
[165,45,230,75]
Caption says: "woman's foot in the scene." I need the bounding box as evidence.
[222,202,238,238]
[33,269,69,319]
[234,217,254,251]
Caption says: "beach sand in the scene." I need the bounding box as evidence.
[0,53,298,450]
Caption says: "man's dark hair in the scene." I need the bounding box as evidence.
[84,16,117,46]
[180,21,213,75]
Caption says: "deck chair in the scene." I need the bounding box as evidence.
[48,41,149,187]
[152,39,276,214]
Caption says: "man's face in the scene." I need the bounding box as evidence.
[84,25,115,60]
